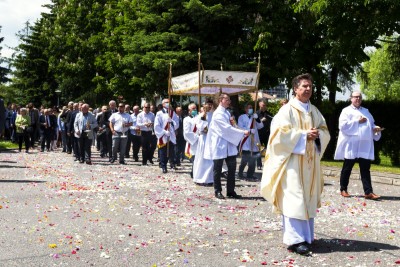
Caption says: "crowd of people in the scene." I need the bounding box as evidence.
[0,73,384,256]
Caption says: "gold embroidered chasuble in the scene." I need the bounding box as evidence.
[260,99,330,220]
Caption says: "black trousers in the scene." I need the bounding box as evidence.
[106,128,113,159]
[257,131,269,168]
[40,130,52,151]
[150,134,157,160]
[175,137,186,164]
[141,131,152,164]
[29,124,37,148]
[17,132,30,151]
[159,141,175,169]
[238,150,256,177]
[213,155,237,194]
[78,133,92,161]
[97,132,108,156]
[72,136,80,159]
[189,155,195,178]
[129,133,141,160]
[340,158,373,195]
[66,130,73,153]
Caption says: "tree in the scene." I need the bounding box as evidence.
[0,26,10,85]
[121,0,261,103]
[47,0,108,106]
[12,18,57,107]
[358,42,400,101]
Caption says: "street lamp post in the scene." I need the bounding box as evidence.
[55,89,61,107]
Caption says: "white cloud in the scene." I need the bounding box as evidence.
[0,0,50,58]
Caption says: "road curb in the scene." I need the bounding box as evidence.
[323,166,400,186]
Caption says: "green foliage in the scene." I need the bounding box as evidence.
[6,0,400,113]
[358,41,400,101]
[0,26,10,85]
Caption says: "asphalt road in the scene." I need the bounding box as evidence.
[1,148,399,266]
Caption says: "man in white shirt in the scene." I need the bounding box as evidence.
[237,103,264,180]
[204,94,249,199]
[127,105,141,162]
[334,91,383,200]
[136,103,156,166]
[154,99,179,173]
[74,104,98,164]
[109,103,133,164]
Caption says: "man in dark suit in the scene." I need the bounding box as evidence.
[27,103,39,149]
[39,109,54,152]
[62,102,74,154]
[174,106,186,166]
[103,100,117,162]
[48,107,58,150]
[68,103,80,160]
[256,99,273,170]
[0,97,5,141]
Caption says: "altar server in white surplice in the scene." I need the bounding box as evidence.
[334,90,382,200]
[260,73,330,256]
[154,98,179,173]
[204,94,249,199]
[237,103,264,180]
[183,103,199,178]
[193,100,214,185]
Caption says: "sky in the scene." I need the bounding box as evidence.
[0,0,51,59]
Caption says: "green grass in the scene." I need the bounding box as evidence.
[0,140,18,150]
[322,153,400,174]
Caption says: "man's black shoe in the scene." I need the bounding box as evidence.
[162,168,168,173]
[227,192,242,199]
[149,160,154,164]
[288,242,310,255]
[215,192,225,199]
[119,161,126,165]
[110,159,115,163]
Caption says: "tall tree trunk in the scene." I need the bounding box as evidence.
[325,67,339,160]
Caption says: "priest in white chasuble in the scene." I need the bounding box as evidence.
[260,73,330,256]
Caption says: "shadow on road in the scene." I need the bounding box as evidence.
[0,179,46,183]
[313,238,400,254]
[0,165,27,169]
[239,196,266,201]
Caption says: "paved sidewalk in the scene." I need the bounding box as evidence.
[1,148,399,266]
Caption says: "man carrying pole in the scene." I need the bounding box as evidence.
[154,98,179,173]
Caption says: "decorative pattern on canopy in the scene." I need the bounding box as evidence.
[171,70,259,96]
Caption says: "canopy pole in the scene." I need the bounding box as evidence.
[254,53,261,112]
[198,48,201,106]
[251,53,261,157]
[167,62,172,155]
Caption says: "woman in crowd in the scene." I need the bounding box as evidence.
[15,107,31,153]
